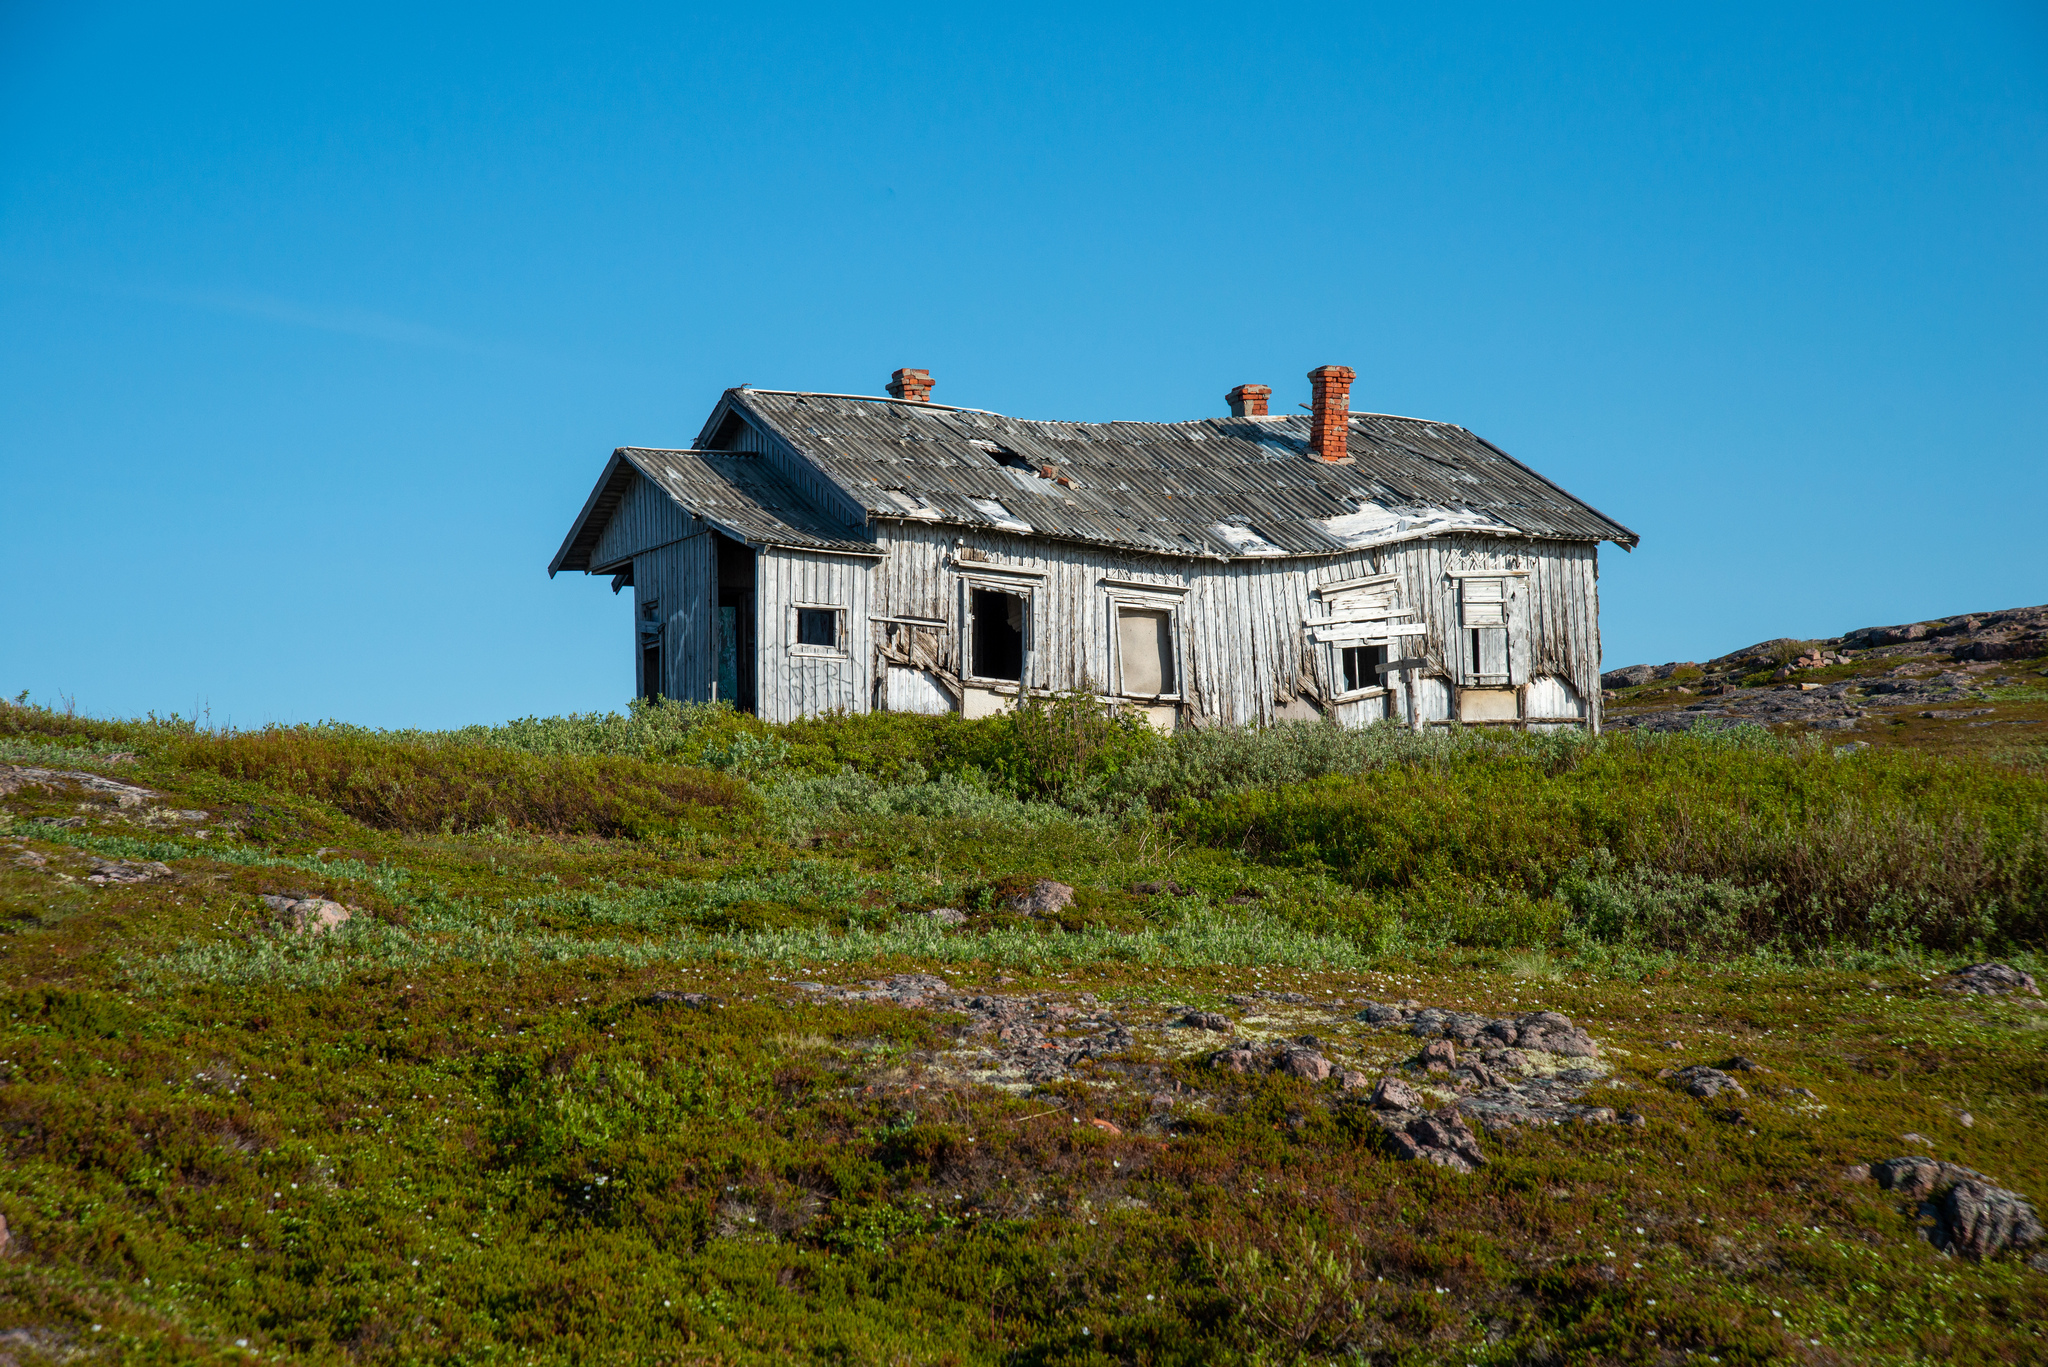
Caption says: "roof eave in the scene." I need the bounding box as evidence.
[548,450,635,577]
[1468,434,1640,550]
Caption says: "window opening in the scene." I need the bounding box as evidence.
[796,608,839,649]
[1117,608,1174,695]
[1459,576,1510,685]
[969,588,1026,681]
[1341,643,1388,694]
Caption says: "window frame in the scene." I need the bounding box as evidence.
[786,601,849,659]
[1103,583,1186,701]
[956,570,1042,686]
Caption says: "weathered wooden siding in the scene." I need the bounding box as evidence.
[595,470,697,568]
[632,531,716,703]
[756,548,874,723]
[604,475,1603,731]
[863,524,1602,730]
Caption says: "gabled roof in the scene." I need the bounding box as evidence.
[549,447,881,577]
[704,389,1637,559]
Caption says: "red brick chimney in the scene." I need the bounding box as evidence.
[1225,384,1271,417]
[1306,365,1355,461]
[887,368,934,403]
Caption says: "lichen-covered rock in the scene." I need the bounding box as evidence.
[1278,1048,1332,1082]
[1179,1011,1232,1032]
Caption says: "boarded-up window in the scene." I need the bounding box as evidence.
[1461,577,1510,685]
[1118,608,1174,695]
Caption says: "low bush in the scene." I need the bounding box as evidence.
[158,726,748,836]
[1174,732,2048,952]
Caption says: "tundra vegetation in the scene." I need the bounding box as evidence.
[0,692,2043,1363]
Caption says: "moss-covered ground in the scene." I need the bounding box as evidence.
[1,700,2043,1363]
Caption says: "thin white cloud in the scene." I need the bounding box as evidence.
[149,284,490,354]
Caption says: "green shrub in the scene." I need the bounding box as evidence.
[1174,732,2048,953]
[1555,851,1774,953]
[972,691,1160,802]
[158,726,748,836]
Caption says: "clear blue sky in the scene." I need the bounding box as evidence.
[3,2,2043,729]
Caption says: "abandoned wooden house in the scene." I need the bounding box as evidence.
[549,366,1637,730]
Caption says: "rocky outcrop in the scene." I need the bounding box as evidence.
[1872,1157,2044,1262]
[1603,602,2047,735]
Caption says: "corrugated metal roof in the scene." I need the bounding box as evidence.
[550,448,881,575]
[714,390,1638,559]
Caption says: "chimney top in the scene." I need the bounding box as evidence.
[1306,365,1356,463]
[887,368,934,403]
[1225,384,1271,418]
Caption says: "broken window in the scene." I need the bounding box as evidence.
[1117,608,1174,696]
[1460,577,1510,685]
[796,607,840,650]
[969,588,1026,681]
[1341,643,1388,694]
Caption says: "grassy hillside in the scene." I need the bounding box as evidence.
[2,698,2044,1363]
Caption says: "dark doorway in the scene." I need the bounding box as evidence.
[639,601,663,701]
[1342,643,1389,694]
[714,533,758,713]
[642,638,663,700]
[970,588,1026,682]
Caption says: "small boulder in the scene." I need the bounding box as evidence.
[1418,1039,1458,1069]
[1178,1010,1232,1032]
[1211,1042,1262,1075]
[1939,1181,2044,1261]
[1370,1076,1424,1112]
[1948,962,2040,997]
[1513,1011,1599,1058]
[260,894,351,935]
[1671,1065,1747,1100]
[921,908,967,926]
[1388,1112,1486,1172]
[646,991,719,1010]
[1278,1048,1332,1083]
[1003,879,1075,916]
[87,859,173,885]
